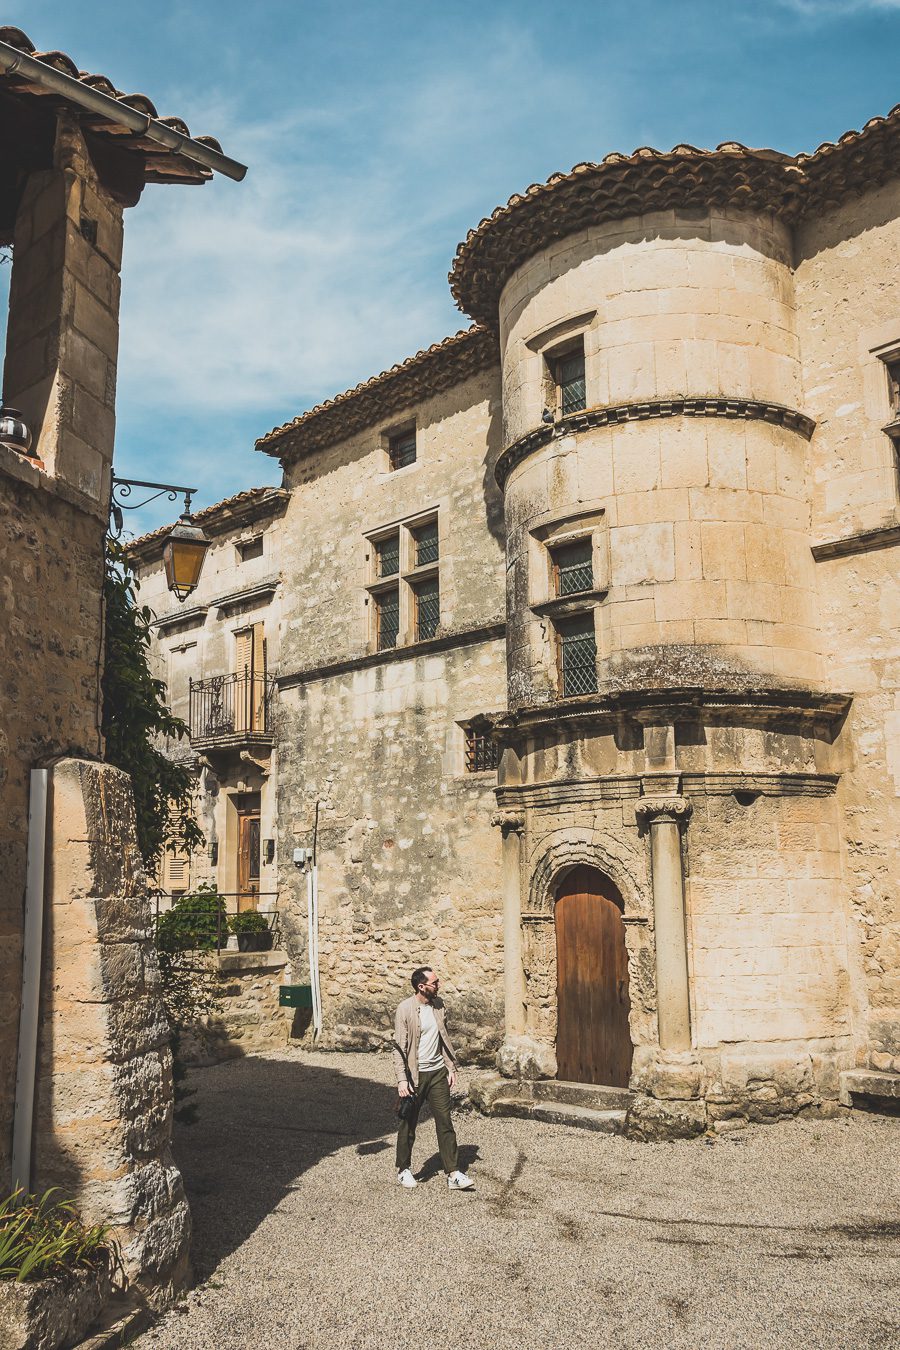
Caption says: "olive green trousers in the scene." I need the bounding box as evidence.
[396,1065,458,1175]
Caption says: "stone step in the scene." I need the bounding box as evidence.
[491,1097,627,1134]
[840,1069,900,1109]
[530,1078,634,1112]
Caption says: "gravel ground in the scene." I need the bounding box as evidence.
[138,1049,900,1350]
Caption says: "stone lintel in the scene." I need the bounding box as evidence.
[495,771,839,811]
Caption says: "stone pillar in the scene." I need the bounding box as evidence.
[3,113,124,504]
[491,811,526,1040]
[635,796,693,1052]
[33,759,190,1305]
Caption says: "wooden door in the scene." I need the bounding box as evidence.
[555,865,633,1086]
[237,807,261,912]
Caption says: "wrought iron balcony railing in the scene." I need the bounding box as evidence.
[189,670,274,745]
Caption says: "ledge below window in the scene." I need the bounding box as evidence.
[531,589,608,619]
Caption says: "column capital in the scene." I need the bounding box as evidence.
[491,809,525,835]
[634,796,693,827]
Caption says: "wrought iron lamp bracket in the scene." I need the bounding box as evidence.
[109,473,197,536]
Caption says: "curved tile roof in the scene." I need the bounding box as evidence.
[0,26,227,185]
[257,326,498,463]
[450,103,900,325]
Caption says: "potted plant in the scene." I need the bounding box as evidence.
[156,884,229,952]
[229,910,273,952]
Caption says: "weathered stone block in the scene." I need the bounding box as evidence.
[496,1034,557,1080]
[626,1095,707,1141]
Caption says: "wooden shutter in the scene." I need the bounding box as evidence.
[234,628,252,731]
[252,624,266,731]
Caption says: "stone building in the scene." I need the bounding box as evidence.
[140,105,900,1134]
[0,25,242,1299]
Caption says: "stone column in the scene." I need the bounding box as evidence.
[635,796,693,1051]
[491,810,526,1040]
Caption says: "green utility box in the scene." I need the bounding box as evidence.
[279,984,313,1008]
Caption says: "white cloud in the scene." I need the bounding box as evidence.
[776,0,900,14]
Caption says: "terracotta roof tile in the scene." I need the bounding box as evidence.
[450,104,900,325]
[257,326,498,464]
[0,26,229,185]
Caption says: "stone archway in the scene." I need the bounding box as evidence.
[521,828,652,1072]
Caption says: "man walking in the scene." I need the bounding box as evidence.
[393,966,475,1190]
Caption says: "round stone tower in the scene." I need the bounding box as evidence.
[453,148,852,1135]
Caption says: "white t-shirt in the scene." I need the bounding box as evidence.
[417,1003,444,1072]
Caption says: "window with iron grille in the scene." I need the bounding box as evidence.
[414,577,440,641]
[553,537,593,596]
[375,532,400,577]
[557,614,597,697]
[376,587,400,649]
[464,728,498,773]
[413,519,439,567]
[556,349,586,416]
[389,428,417,470]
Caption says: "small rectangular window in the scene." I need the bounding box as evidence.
[389,428,416,470]
[885,357,900,420]
[464,728,498,773]
[375,533,400,578]
[553,538,593,596]
[376,587,400,650]
[414,576,440,641]
[413,519,439,567]
[237,536,264,563]
[557,614,597,697]
[556,349,586,416]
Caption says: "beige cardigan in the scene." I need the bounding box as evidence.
[392,994,457,1088]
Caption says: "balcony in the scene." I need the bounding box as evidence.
[189,671,275,749]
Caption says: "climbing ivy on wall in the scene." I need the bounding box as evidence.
[101,536,204,869]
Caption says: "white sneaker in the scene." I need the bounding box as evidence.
[397,1169,417,1189]
[448,1170,475,1190]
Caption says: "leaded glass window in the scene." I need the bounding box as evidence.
[414,577,440,641]
[389,428,416,470]
[558,614,597,697]
[556,350,586,416]
[376,587,399,650]
[376,533,400,578]
[413,519,439,567]
[553,538,593,596]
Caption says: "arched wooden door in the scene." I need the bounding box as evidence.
[555,865,633,1086]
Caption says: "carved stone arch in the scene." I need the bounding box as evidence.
[528,827,646,919]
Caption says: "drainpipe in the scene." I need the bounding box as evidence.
[309,801,322,1040]
[11,769,49,1196]
[0,40,247,182]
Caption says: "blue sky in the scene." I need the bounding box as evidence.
[5,0,900,532]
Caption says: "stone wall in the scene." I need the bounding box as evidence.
[33,760,189,1304]
[277,638,506,1059]
[0,463,105,1187]
[178,950,294,1065]
[795,183,900,1072]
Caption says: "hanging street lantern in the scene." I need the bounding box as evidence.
[109,473,210,602]
[0,404,35,458]
[161,510,211,602]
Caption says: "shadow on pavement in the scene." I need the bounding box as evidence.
[172,1056,398,1280]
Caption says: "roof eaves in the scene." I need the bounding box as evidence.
[256,325,499,464]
